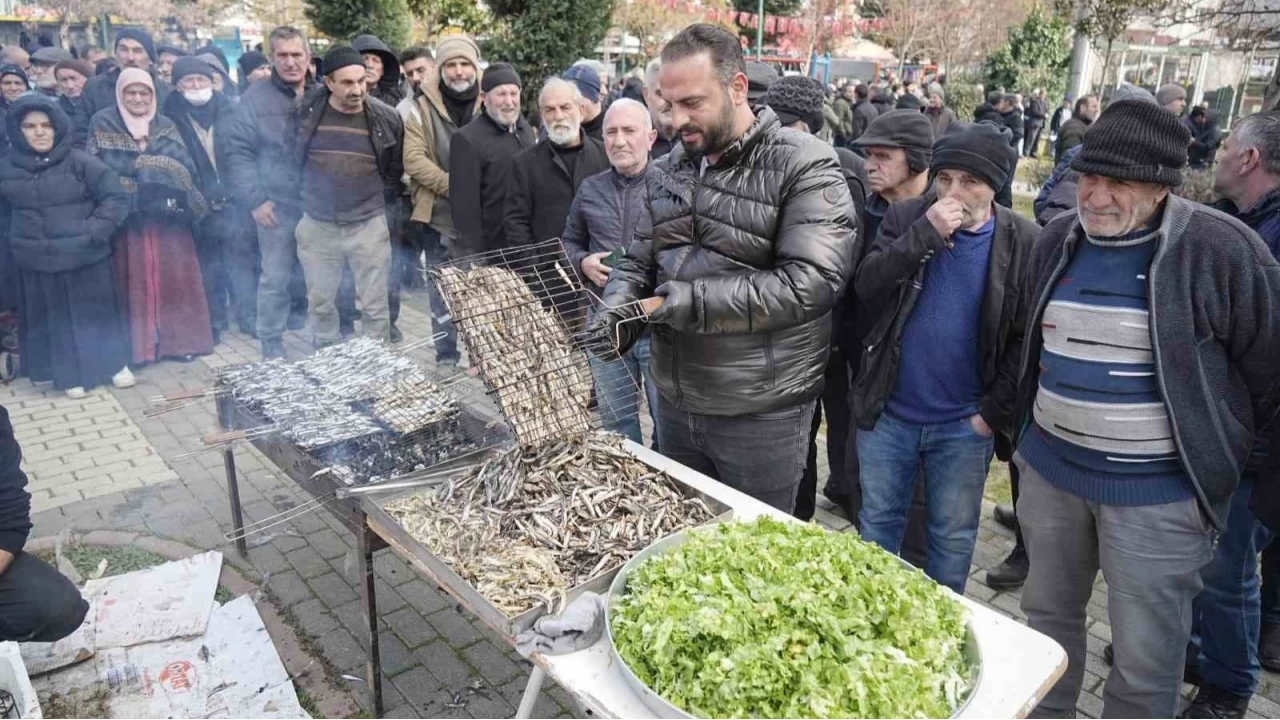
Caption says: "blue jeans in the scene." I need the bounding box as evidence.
[588,335,657,445]
[857,411,994,593]
[1191,474,1275,696]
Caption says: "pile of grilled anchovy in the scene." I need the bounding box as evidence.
[436,265,594,446]
[383,432,716,615]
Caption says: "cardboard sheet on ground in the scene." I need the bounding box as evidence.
[36,595,307,719]
[19,605,96,676]
[0,641,42,719]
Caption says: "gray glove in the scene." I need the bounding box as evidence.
[515,591,607,658]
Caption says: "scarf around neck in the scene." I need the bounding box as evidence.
[439,78,478,127]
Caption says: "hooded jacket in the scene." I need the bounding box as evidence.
[221,68,315,213]
[599,107,857,417]
[0,96,129,273]
[351,34,404,108]
[1016,196,1280,531]
[853,190,1038,455]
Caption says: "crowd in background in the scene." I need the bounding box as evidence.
[0,20,1278,720]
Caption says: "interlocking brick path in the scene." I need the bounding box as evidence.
[8,288,1278,718]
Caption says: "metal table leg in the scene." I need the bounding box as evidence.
[515,665,547,719]
[357,514,384,717]
[223,447,248,558]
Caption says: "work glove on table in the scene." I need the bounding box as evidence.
[515,591,607,658]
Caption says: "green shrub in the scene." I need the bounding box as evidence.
[946,82,982,124]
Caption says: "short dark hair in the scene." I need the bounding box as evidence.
[268,26,308,54]
[855,83,869,100]
[986,90,1002,105]
[1074,94,1095,115]
[660,23,745,86]
[1003,93,1018,104]
[400,45,431,65]
[1233,112,1280,175]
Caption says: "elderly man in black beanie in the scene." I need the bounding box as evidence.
[291,45,403,347]
[765,74,868,523]
[72,28,171,148]
[853,121,1038,595]
[450,61,536,257]
[1012,100,1280,719]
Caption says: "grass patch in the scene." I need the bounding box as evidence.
[40,687,110,719]
[36,544,236,604]
[297,688,321,717]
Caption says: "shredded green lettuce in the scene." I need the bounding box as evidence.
[611,518,973,719]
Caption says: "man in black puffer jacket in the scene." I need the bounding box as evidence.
[0,404,90,642]
[589,24,856,513]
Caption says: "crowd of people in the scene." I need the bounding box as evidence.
[0,19,1277,720]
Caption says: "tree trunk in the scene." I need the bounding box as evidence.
[1096,37,1114,96]
[1264,55,1280,111]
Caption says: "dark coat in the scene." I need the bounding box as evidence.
[0,96,129,273]
[72,66,172,149]
[87,107,208,225]
[1033,144,1081,225]
[161,90,237,206]
[504,131,609,251]
[599,108,858,417]
[1025,97,1048,125]
[561,165,650,283]
[351,34,405,108]
[870,95,892,116]
[449,110,537,257]
[1000,108,1024,147]
[292,86,404,198]
[853,191,1038,457]
[0,405,29,555]
[832,147,868,355]
[1016,196,1280,530]
[851,99,879,141]
[221,70,314,213]
[1054,116,1091,162]
[1189,112,1223,168]
[974,102,1001,124]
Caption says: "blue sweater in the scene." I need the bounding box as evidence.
[885,215,994,424]
[1018,228,1194,505]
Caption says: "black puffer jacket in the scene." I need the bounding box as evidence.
[71,65,171,149]
[600,108,858,416]
[351,34,404,108]
[221,70,314,213]
[0,96,129,273]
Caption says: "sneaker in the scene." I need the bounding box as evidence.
[112,367,136,389]
[65,386,87,399]
[1180,684,1251,719]
[993,503,1018,532]
[261,338,285,360]
[1260,623,1280,673]
[1103,644,1202,686]
[985,543,1029,590]
[389,325,403,344]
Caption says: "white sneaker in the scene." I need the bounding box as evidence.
[65,386,87,399]
[112,367,136,389]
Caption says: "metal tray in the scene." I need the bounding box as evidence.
[605,526,984,719]
[362,446,733,644]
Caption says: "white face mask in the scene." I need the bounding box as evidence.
[182,87,213,106]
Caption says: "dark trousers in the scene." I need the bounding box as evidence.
[1024,122,1045,157]
[797,350,852,521]
[0,551,89,643]
[411,222,457,360]
[1264,544,1280,627]
[657,395,815,513]
[199,208,259,335]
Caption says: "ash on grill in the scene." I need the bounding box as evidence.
[382,431,716,615]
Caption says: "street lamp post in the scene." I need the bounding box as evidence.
[756,0,764,59]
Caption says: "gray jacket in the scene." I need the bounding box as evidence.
[1015,195,1280,530]
[600,108,858,416]
[560,165,650,282]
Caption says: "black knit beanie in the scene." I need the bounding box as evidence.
[1071,99,1188,186]
[764,75,825,134]
[171,56,213,85]
[114,28,156,63]
[322,45,364,77]
[481,62,521,92]
[932,121,1014,191]
[895,93,924,111]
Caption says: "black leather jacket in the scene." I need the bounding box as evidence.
[600,108,858,416]
[293,86,405,199]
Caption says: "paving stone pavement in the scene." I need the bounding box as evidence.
[7,289,1280,719]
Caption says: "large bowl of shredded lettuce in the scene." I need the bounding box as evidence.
[607,517,980,719]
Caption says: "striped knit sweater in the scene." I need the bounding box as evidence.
[1018,227,1195,505]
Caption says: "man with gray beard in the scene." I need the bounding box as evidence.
[449,63,536,257]
[505,77,608,253]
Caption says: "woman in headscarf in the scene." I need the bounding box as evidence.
[0,95,132,397]
[87,67,214,364]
